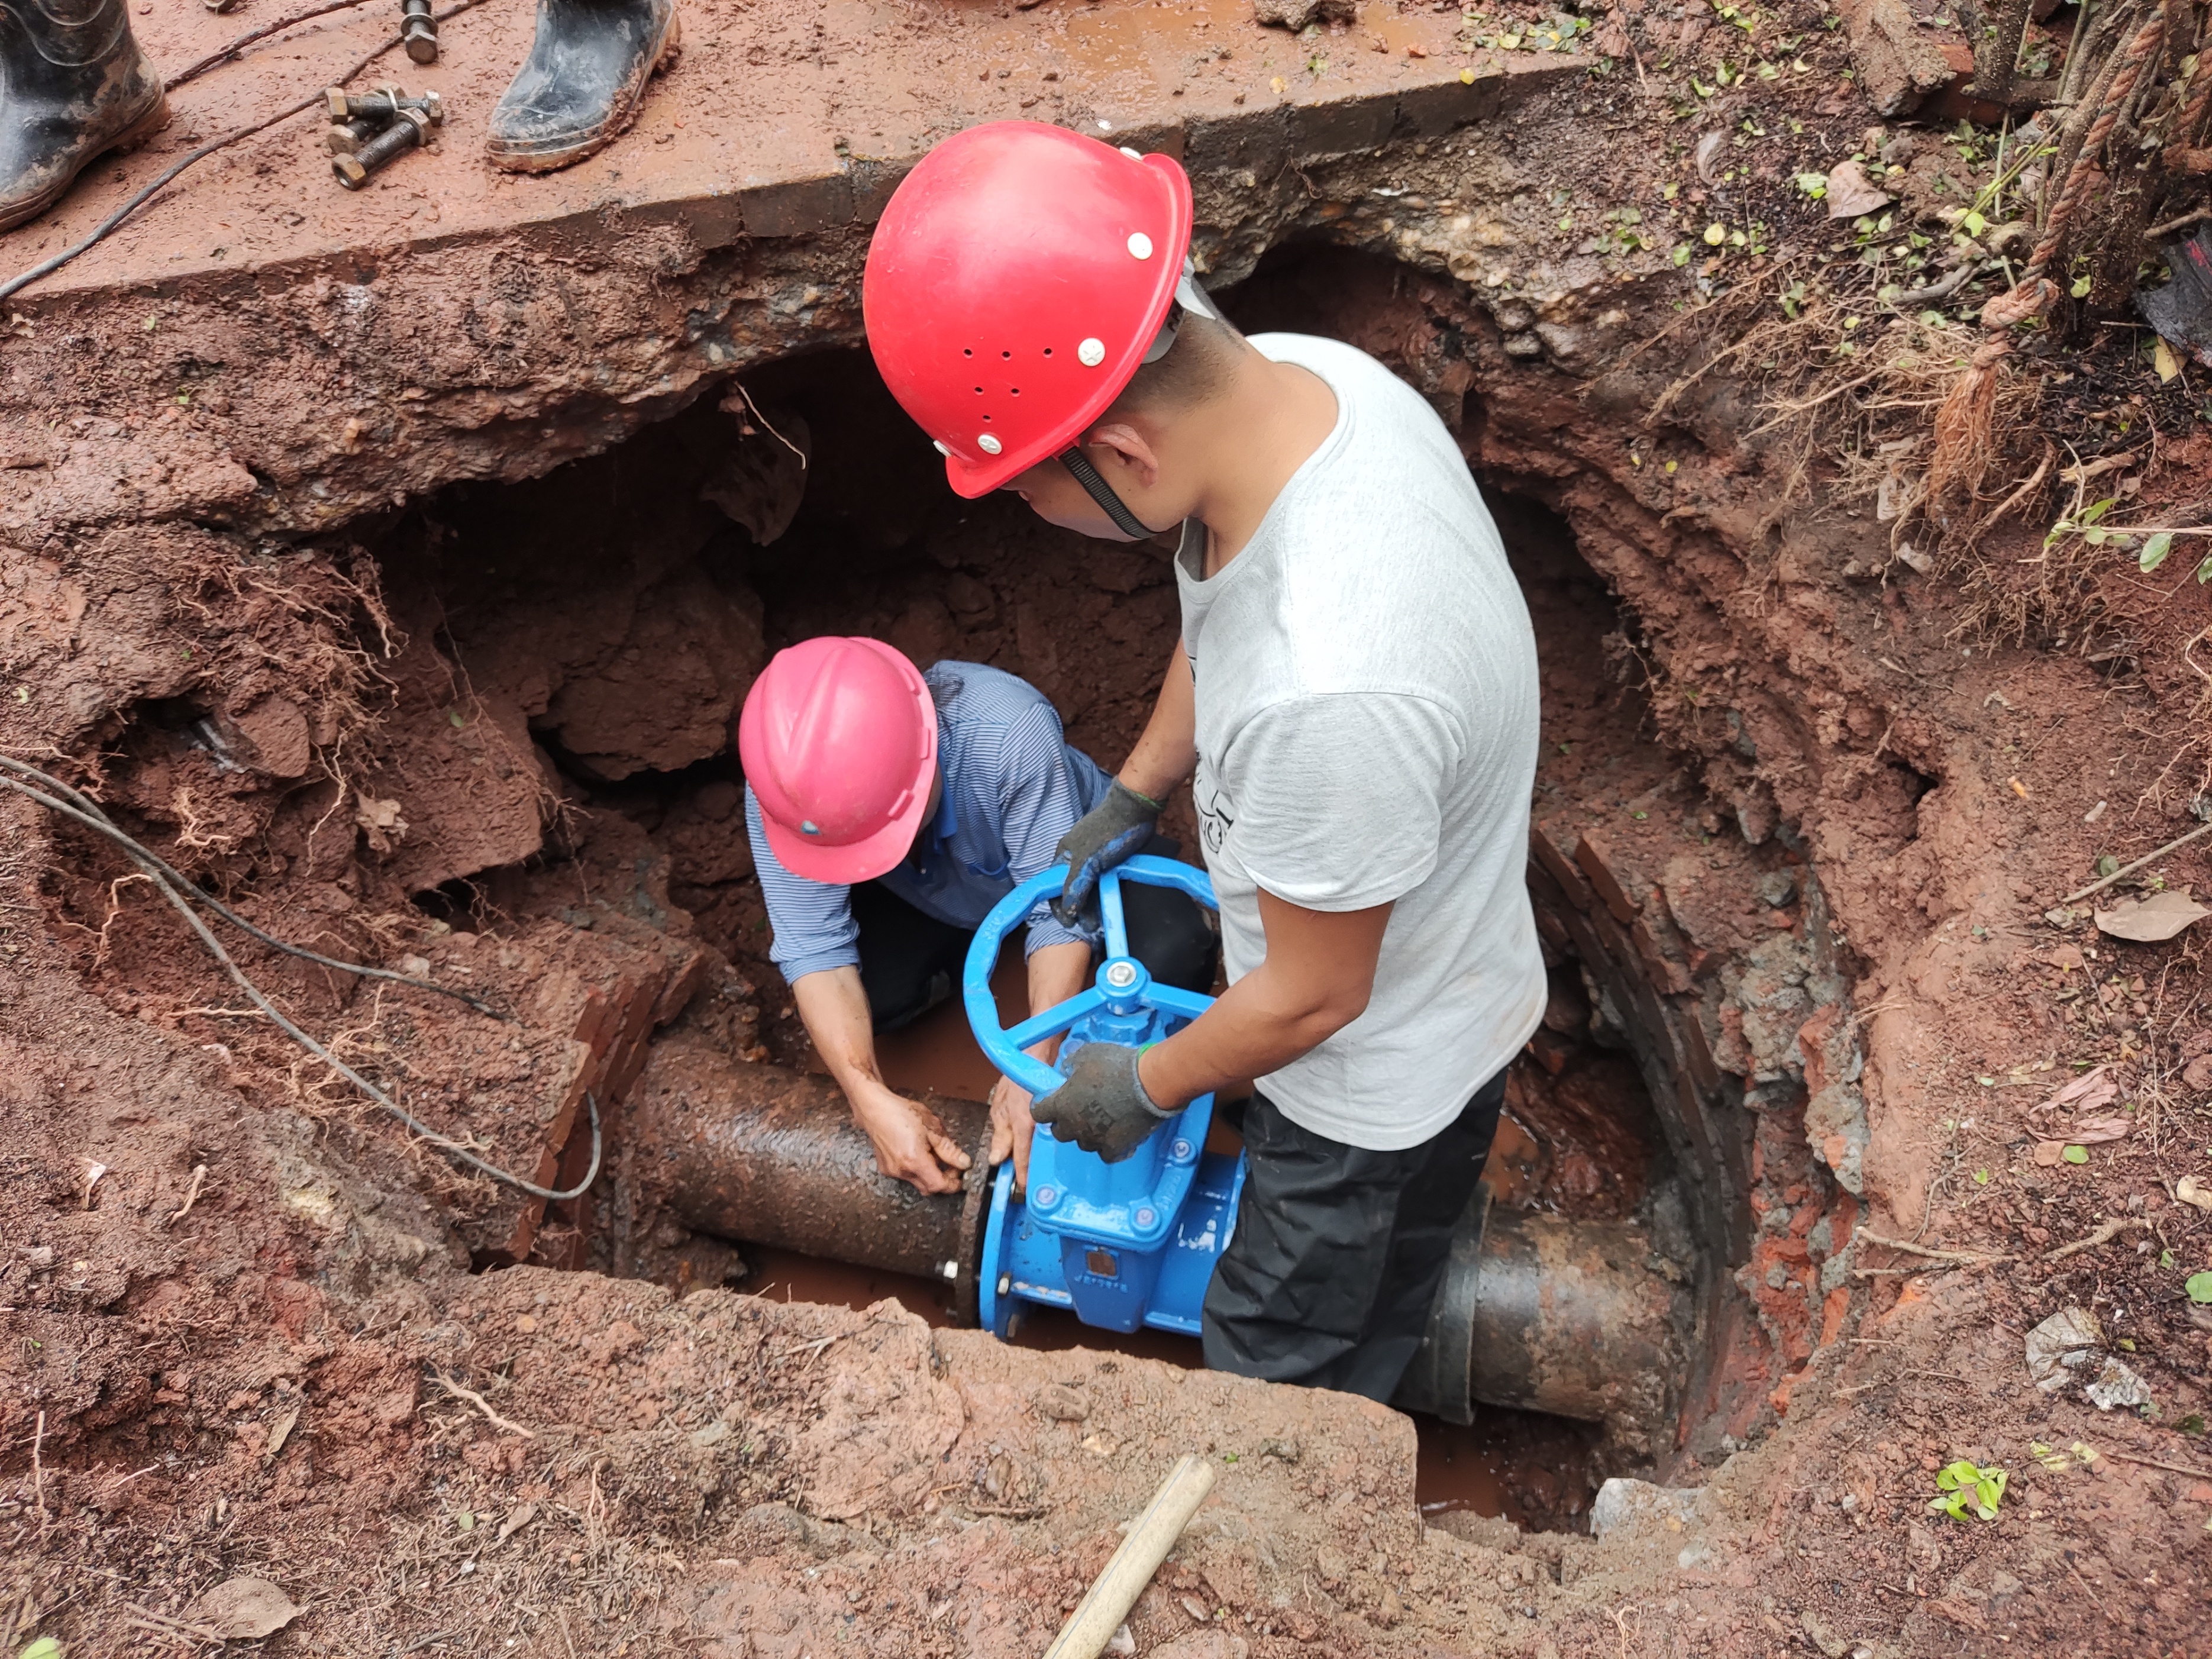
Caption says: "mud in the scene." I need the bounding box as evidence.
[8,1,2212,1651]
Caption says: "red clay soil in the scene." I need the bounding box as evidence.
[9,2,2212,1653]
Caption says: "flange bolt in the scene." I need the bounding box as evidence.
[400,0,438,63]
[333,106,431,189]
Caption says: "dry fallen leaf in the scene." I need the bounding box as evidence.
[263,1402,301,1461]
[2176,1174,2212,1211]
[185,1577,303,1640]
[2033,1141,2068,1166]
[1823,157,1893,219]
[2066,1115,2135,1145]
[2037,1066,2117,1115]
[496,1500,537,1544]
[2094,889,2210,943]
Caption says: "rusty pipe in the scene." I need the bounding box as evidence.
[1396,1185,1691,1439]
[629,1037,1688,1434]
[627,1034,994,1322]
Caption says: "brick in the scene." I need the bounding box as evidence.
[651,945,710,1028]
[1395,71,1503,139]
[637,193,742,251]
[1630,915,1693,995]
[1558,904,1614,977]
[739,170,855,239]
[1573,830,1641,925]
[1289,88,1397,162]
[1184,105,1288,180]
[848,157,913,227]
[1529,824,1594,912]
[1680,1003,1725,1095]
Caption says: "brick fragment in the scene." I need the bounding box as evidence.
[1529,823,1594,912]
[1573,830,1640,925]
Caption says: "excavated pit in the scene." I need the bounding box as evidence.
[28,247,1866,1539]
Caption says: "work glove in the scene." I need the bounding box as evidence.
[1031,1040,1171,1164]
[1051,779,1162,927]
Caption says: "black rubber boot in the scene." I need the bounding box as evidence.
[0,0,167,233]
[486,0,679,175]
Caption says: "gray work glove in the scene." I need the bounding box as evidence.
[1031,1041,1171,1163]
[1051,779,1162,928]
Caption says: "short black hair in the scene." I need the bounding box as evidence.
[1104,310,1242,419]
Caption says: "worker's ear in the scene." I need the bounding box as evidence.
[1080,422,1160,491]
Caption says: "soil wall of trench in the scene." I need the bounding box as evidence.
[4,59,2206,1658]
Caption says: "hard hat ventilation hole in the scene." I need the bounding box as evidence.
[963,347,974,357]
[1001,350,1012,359]
[1042,347,1054,356]
[1010,388,1021,396]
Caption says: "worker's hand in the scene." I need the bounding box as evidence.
[850,1089,971,1196]
[987,1073,1041,1192]
[1052,779,1162,927]
[1030,1040,1171,1163]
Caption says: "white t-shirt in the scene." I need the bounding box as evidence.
[1177,332,1545,1151]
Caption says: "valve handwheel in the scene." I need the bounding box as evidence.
[961,854,1243,1340]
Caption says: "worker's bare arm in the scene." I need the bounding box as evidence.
[792,965,971,1195]
[1116,640,1199,805]
[1136,890,1389,1109]
[988,937,1093,1190]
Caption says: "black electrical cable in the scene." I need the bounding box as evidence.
[0,755,503,1018]
[170,0,377,91]
[0,0,484,306]
[0,755,600,1202]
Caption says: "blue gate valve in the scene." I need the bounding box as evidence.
[964,854,1244,1340]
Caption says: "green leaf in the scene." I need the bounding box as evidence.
[19,1641,64,1659]
[1673,244,1693,266]
[2189,1272,2212,1304]
[2062,1145,2088,1164]
[2071,275,2092,298]
[1796,172,1829,196]
[1962,209,1988,236]
[2162,1249,2176,1269]
[2142,531,2174,572]
[1974,1169,1990,1184]
[2082,497,2117,525]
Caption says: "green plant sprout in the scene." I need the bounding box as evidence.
[1929,1459,2007,1522]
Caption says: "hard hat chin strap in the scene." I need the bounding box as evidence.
[1058,445,1154,540]
[1056,275,1215,542]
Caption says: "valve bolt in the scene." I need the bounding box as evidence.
[1103,960,1138,990]
[1170,1138,1194,1161]
[1034,1185,1058,1208]
[1135,1206,1157,1229]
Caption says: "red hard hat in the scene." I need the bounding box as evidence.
[863,120,1194,498]
[737,637,938,885]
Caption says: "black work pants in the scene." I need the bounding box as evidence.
[852,877,1218,1035]
[1201,1068,1507,1402]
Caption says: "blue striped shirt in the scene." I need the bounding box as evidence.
[745,661,1113,985]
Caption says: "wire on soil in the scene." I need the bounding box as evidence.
[0,754,603,1201]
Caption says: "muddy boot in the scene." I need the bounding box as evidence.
[485,0,679,175]
[0,0,167,233]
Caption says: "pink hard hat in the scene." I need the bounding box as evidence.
[738,637,938,885]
